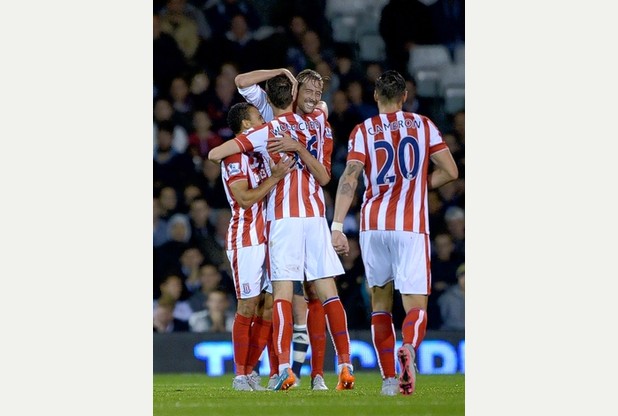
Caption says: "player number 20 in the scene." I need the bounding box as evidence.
[374,136,420,185]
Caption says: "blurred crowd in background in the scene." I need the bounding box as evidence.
[153,0,465,334]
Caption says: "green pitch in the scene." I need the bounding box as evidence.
[153,372,464,416]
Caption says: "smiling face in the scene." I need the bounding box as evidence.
[296,78,323,114]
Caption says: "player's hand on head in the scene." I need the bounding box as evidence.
[281,68,298,101]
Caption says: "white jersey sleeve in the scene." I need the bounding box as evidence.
[237,84,274,122]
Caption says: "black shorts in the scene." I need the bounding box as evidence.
[293,280,304,296]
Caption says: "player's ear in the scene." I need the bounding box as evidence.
[373,90,379,103]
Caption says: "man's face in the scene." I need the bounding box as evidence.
[296,79,323,114]
[156,130,173,152]
[247,106,265,128]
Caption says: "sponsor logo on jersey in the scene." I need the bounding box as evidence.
[227,163,241,176]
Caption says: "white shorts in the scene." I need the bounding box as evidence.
[360,230,431,295]
[227,244,271,300]
[268,217,344,282]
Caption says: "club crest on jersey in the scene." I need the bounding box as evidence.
[242,283,251,295]
[227,163,241,176]
[348,140,353,152]
[325,127,332,139]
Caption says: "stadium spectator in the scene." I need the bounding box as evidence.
[336,235,371,330]
[428,233,465,329]
[153,296,190,333]
[153,121,194,191]
[159,0,212,40]
[363,62,385,95]
[154,213,193,284]
[202,0,262,40]
[189,289,235,332]
[179,246,205,293]
[270,0,331,45]
[201,209,233,276]
[159,0,202,60]
[441,131,465,182]
[315,60,339,111]
[285,15,309,52]
[157,186,182,220]
[179,183,203,213]
[154,272,193,321]
[153,98,190,154]
[437,175,465,212]
[379,0,438,75]
[219,62,241,84]
[427,190,448,235]
[286,30,335,74]
[204,74,243,141]
[346,80,377,121]
[438,263,465,330]
[444,206,465,257]
[193,155,229,210]
[188,263,236,314]
[169,76,195,133]
[403,77,431,118]
[153,197,169,248]
[217,13,262,73]
[153,13,187,94]
[333,45,364,92]
[451,109,465,147]
[328,89,362,178]
[187,110,224,159]
[187,196,214,251]
[432,0,465,59]
[188,71,214,111]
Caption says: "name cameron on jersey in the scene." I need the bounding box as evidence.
[367,118,421,136]
[269,119,321,137]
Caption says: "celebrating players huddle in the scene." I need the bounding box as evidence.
[208,68,458,396]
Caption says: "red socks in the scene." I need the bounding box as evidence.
[272,299,294,366]
[245,316,272,374]
[267,325,278,377]
[402,307,428,350]
[232,313,252,375]
[371,311,396,378]
[307,299,326,378]
[323,297,350,364]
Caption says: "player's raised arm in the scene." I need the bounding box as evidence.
[235,68,297,92]
[331,161,364,255]
[208,139,242,164]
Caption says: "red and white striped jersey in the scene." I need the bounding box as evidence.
[234,110,330,221]
[221,152,269,250]
[347,111,448,233]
